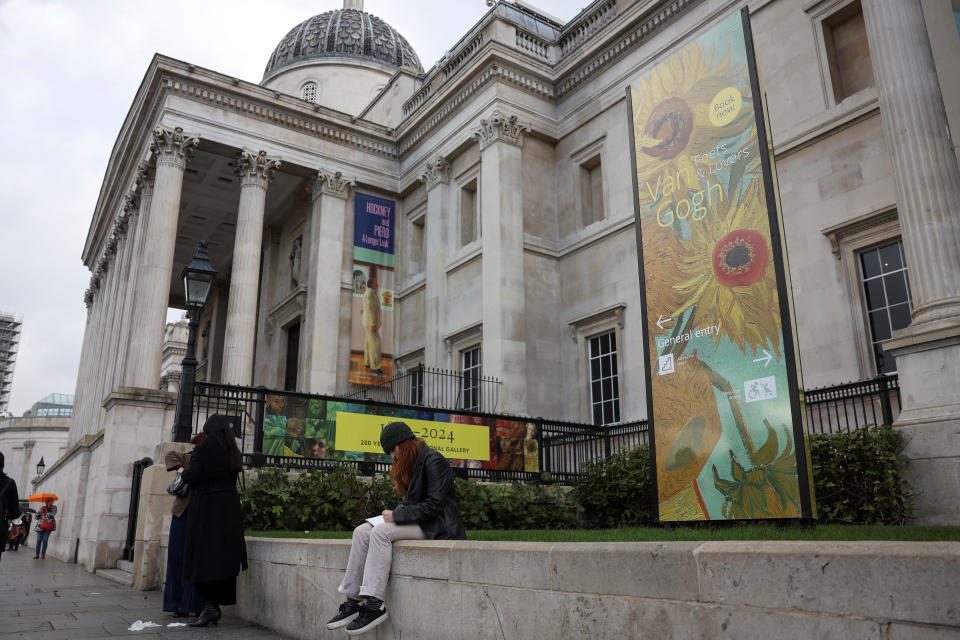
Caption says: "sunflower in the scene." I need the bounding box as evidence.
[641,221,687,333]
[630,41,750,212]
[673,178,782,357]
[651,355,723,509]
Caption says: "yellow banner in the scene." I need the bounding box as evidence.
[334,412,490,461]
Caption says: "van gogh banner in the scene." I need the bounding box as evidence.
[350,193,395,385]
[628,10,814,521]
[263,394,539,472]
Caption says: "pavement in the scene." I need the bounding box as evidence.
[0,546,292,639]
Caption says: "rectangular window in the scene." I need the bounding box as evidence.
[460,178,478,246]
[588,331,620,426]
[579,154,604,226]
[859,239,912,374]
[409,365,424,405]
[409,217,425,276]
[461,346,481,411]
[823,0,875,102]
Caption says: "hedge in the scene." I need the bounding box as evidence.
[241,425,911,530]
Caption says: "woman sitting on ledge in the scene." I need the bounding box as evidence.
[327,421,466,636]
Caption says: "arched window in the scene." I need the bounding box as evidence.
[301,82,318,104]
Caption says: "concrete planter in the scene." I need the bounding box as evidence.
[234,536,960,639]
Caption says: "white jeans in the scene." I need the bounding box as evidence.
[338,521,424,601]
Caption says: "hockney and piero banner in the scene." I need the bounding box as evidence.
[262,394,540,472]
[349,193,396,386]
[628,9,814,522]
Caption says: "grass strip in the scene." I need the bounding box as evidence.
[248,524,960,543]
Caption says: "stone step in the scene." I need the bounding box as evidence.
[116,559,134,573]
[96,567,133,587]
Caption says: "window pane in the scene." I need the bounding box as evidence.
[590,357,601,380]
[878,242,902,273]
[869,309,891,341]
[884,271,909,305]
[889,303,911,331]
[601,355,612,378]
[864,278,886,310]
[860,248,881,279]
[593,404,603,426]
[592,381,602,402]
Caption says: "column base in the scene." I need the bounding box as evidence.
[885,319,960,525]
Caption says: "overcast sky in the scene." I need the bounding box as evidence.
[0,0,590,415]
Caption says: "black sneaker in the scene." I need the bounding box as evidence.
[345,597,388,635]
[326,598,362,630]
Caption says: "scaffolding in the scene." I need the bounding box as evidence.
[0,311,22,415]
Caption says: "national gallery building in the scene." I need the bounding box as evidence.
[34,0,960,569]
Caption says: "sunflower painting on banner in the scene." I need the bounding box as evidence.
[628,9,815,522]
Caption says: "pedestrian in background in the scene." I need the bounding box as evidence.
[181,415,248,627]
[0,451,20,564]
[162,432,206,618]
[33,497,56,559]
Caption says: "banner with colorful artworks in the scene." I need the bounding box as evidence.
[349,193,396,386]
[628,10,815,522]
[263,394,539,472]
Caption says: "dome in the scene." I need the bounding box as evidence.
[263,6,423,82]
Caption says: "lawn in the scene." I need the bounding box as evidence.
[247,524,960,543]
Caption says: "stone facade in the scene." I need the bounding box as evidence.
[33,0,960,569]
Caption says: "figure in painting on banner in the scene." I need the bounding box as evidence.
[362,273,384,375]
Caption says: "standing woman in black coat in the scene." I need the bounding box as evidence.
[0,451,19,565]
[326,421,466,636]
[181,415,248,627]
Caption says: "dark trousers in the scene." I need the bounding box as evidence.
[35,530,51,555]
[163,514,203,615]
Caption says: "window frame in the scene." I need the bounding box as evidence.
[570,136,608,229]
[456,167,480,248]
[822,206,905,376]
[807,0,876,108]
[587,330,621,426]
[300,81,319,104]
[568,304,625,424]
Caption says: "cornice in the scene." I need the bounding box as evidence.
[398,60,554,156]
[555,0,700,100]
[160,75,399,159]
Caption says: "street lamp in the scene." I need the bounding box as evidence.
[172,241,217,442]
[36,457,45,476]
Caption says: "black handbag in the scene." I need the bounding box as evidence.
[166,472,189,498]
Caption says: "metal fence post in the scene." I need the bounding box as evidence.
[251,386,267,467]
[877,375,893,426]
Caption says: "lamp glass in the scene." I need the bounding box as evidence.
[36,457,45,475]
[183,271,214,308]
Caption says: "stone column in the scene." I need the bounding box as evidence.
[221,150,281,386]
[126,127,198,389]
[474,110,530,414]
[863,0,960,524]
[303,169,354,394]
[421,156,451,370]
[117,162,155,387]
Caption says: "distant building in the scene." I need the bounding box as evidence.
[22,393,74,418]
[0,393,71,497]
[0,312,22,415]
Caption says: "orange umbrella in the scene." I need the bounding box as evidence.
[27,493,58,502]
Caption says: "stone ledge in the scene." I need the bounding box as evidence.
[234,537,960,639]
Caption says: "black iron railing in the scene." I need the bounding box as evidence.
[121,456,152,562]
[188,374,898,484]
[804,375,900,434]
[343,365,502,414]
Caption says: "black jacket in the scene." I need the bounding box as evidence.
[181,437,248,584]
[392,443,466,540]
[0,474,18,552]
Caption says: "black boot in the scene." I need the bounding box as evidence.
[188,603,221,627]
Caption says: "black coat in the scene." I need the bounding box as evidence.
[181,438,247,584]
[0,474,18,552]
[392,443,466,540]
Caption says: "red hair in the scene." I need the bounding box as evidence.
[389,438,422,496]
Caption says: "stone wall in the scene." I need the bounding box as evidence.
[235,536,959,639]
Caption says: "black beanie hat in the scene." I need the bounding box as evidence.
[380,421,416,453]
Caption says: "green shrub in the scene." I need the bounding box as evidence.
[240,467,294,531]
[572,445,654,528]
[809,425,912,525]
[453,479,578,530]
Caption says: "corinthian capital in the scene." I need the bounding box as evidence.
[235,149,281,190]
[421,156,451,189]
[309,168,356,200]
[151,126,199,169]
[135,159,155,194]
[474,109,531,149]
